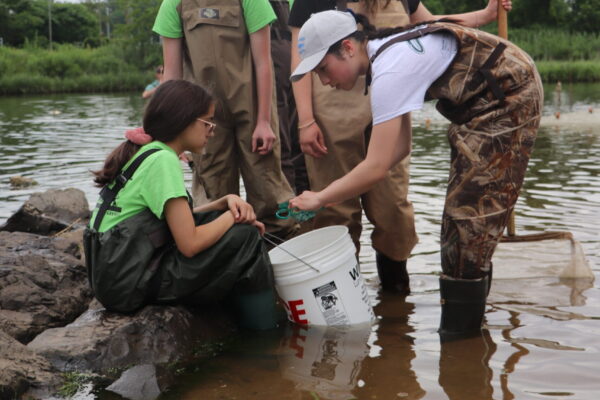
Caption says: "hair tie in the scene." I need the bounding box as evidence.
[124,127,152,145]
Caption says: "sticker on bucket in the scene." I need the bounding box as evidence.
[312,281,350,325]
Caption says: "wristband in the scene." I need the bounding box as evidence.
[298,119,316,130]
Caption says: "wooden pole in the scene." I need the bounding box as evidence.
[497,2,516,236]
[497,2,508,40]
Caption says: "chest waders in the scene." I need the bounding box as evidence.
[306,1,418,283]
[84,150,277,329]
[177,0,295,236]
[368,22,543,339]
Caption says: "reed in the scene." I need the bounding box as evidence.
[0,44,152,95]
[536,60,600,83]
[509,28,600,61]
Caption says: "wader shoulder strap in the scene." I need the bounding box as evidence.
[369,25,445,63]
[93,148,161,231]
[467,42,507,102]
[365,24,445,93]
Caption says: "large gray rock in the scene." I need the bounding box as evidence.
[0,330,59,400]
[0,230,91,343]
[105,364,162,400]
[28,300,236,373]
[0,188,90,235]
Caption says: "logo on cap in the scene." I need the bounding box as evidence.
[298,37,306,56]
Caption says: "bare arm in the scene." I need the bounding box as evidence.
[142,86,158,99]
[290,114,412,210]
[192,196,228,213]
[290,27,328,158]
[165,197,235,257]
[162,36,183,81]
[411,0,512,28]
[249,25,276,155]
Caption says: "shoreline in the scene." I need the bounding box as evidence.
[0,60,599,96]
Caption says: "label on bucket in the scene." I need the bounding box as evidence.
[312,281,350,325]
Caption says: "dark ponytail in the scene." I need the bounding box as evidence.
[92,80,213,187]
[327,11,458,56]
[93,141,141,187]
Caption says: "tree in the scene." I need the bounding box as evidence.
[110,0,163,68]
[52,3,99,45]
[570,0,600,32]
[0,0,46,46]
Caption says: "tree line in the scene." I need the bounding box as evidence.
[2,0,599,48]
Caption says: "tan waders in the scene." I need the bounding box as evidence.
[270,0,309,194]
[178,0,295,235]
[368,22,542,337]
[307,0,417,293]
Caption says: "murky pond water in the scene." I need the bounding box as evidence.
[1,83,599,400]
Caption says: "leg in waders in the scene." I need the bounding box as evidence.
[177,0,297,237]
[270,0,308,194]
[438,72,542,341]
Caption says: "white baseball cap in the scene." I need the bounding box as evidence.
[290,10,358,82]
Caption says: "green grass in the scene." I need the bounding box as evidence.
[0,44,153,95]
[536,60,600,83]
[509,28,600,61]
[1,28,600,95]
[57,372,95,398]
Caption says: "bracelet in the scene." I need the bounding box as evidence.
[298,119,316,130]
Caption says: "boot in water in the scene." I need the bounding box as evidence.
[376,252,410,295]
[438,275,489,342]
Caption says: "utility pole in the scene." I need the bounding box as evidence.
[48,0,53,50]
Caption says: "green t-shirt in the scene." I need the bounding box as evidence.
[153,0,277,38]
[90,141,188,232]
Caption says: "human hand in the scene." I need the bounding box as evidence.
[252,120,276,155]
[251,220,266,236]
[299,122,328,158]
[289,190,325,211]
[226,195,256,223]
[485,0,512,19]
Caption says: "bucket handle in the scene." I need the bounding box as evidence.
[263,232,321,274]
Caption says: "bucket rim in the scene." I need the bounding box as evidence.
[268,225,350,266]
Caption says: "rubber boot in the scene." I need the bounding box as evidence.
[233,288,278,331]
[438,275,489,342]
[376,252,410,295]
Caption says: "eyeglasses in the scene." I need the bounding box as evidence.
[197,118,216,133]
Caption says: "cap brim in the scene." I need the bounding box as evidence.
[290,49,328,82]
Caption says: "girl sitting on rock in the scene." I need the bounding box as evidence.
[84,79,277,330]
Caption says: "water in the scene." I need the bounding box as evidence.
[1,83,599,399]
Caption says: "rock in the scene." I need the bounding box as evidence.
[105,364,161,400]
[28,299,236,373]
[0,231,91,343]
[0,330,59,400]
[9,175,38,188]
[0,188,90,235]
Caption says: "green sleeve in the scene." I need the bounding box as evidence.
[242,0,276,34]
[153,0,183,38]
[140,152,187,220]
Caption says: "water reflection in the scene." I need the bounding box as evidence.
[438,330,497,400]
[278,324,371,400]
[1,87,599,399]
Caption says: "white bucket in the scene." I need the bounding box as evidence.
[268,226,375,326]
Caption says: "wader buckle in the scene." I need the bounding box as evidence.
[116,174,128,185]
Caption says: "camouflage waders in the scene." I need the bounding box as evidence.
[369,22,543,280]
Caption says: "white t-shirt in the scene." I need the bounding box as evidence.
[367,28,458,125]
